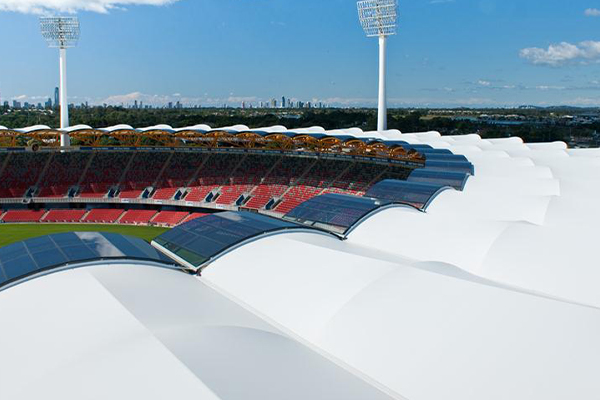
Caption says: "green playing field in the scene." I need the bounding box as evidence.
[0,224,169,248]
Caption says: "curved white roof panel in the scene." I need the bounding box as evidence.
[15,125,52,133]
[252,125,288,132]
[201,232,600,400]
[289,126,326,134]
[175,124,212,132]
[139,124,174,131]
[99,124,135,132]
[0,264,400,400]
[60,124,93,132]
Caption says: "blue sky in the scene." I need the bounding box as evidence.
[1,0,600,108]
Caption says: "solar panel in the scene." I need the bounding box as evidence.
[153,211,311,271]
[424,160,475,175]
[365,179,451,209]
[408,169,470,190]
[0,232,175,290]
[284,193,393,234]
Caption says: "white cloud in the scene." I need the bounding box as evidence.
[585,8,600,16]
[520,41,600,66]
[0,0,179,14]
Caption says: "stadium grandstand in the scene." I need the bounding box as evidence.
[1,124,600,400]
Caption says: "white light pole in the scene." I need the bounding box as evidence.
[40,16,80,147]
[357,0,398,132]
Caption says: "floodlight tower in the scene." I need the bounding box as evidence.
[357,0,398,131]
[40,16,80,147]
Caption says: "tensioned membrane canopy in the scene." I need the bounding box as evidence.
[153,211,313,270]
[0,232,175,289]
[284,193,396,234]
[365,179,451,209]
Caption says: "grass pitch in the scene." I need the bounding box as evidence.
[0,224,169,248]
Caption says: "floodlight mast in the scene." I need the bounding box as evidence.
[357,0,398,132]
[40,17,80,147]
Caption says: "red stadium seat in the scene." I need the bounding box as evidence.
[42,210,87,223]
[185,186,218,202]
[119,210,158,225]
[82,209,125,224]
[152,211,189,226]
[1,210,47,223]
[153,187,180,200]
[216,185,251,205]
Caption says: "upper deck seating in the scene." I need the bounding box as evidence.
[37,153,90,197]
[120,152,170,192]
[152,187,180,200]
[79,153,132,197]
[0,153,50,198]
[156,153,208,189]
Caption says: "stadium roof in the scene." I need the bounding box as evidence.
[1,126,600,400]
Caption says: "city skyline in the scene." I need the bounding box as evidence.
[1,0,600,108]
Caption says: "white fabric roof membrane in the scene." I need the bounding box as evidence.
[139,124,174,131]
[175,124,212,131]
[202,232,600,400]
[59,124,93,132]
[214,125,249,132]
[0,263,400,400]
[15,125,52,133]
[252,125,288,132]
[99,124,135,132]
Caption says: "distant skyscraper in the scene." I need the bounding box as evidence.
[54,87,59,108]
[45,98,52,109]
[282,96,286,108]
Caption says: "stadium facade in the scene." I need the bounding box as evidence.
[0,124,599,400]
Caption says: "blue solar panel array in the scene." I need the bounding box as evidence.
[407,169,470,190]
[283,193,396,233]
[0,232,175,290]
[365,180,451,209]
[154,211,316,270]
